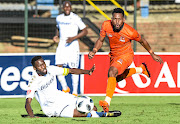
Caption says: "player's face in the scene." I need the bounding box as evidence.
[33,59,47,76]
[63,2,71,16]
[111,13,125,32]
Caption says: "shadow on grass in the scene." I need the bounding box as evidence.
[71,119,87,121]
[168,103,180,105]
[21,114,88,121]
[21,114,47,118]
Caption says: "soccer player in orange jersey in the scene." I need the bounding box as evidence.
[88,8,163,112]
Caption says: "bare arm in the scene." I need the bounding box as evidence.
[88,36,105,59]
[66,27,88,43]
[139,37,163,64]
[25,98,35,118]
[69,64,95,75]
[53,28,59,43]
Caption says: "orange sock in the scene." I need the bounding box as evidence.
[125,68,136,78]
[106,77,116,98]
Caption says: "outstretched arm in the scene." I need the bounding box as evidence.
[25,98,35,118]
[88,36,105,59]
[66,27,88,43]
[69,64,95,75]
[138,37,163,64]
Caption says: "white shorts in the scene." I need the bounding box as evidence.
[55,40,79,68]
[59,103,76,117]
[53,91,77,117]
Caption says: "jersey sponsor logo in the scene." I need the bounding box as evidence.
[60,22,71,25]
[40,76,54,91]
[119,36,125,42]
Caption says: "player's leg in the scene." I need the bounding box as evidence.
[86,110,121,117]
[57,65,70,93]
[99,66,118,112]
[74,109,121,117]
[100,55,133,112]
[71,74,79,96]
[59,94,121,118]
[68,46,80,96]
[116,63,150,82]
[55,48,70,93]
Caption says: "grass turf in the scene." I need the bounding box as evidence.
[0,96,180,124]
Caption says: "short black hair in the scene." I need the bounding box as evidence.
[112,8,124,17]
[31,56,43,67]
[63,0,71,7]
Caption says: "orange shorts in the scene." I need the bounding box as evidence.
[110,53,134,75]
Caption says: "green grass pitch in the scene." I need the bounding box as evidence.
[0,96,180,124]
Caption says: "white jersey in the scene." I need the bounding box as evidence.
[26,66,77,117]
[55,12,85,67]
[56,12,86,41]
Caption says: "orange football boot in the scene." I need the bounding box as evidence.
[99,100,109,112]
[139,63,151,78]
[62,87,70,93]
[72,93,78,96]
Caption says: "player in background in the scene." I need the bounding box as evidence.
[53,1,88,96]
[88,8,163,112]
[25,56,121,118]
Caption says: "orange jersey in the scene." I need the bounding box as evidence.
[100,20,141,57]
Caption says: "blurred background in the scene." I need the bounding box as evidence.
[0,0,179,53]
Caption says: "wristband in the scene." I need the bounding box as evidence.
[93,48,98,53]
[148,50,153,54]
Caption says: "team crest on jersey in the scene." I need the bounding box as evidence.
[107,33,112,37]
[117,59,123,64]
[119,36,125,42]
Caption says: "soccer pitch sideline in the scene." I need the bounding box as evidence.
[0,96,180,124]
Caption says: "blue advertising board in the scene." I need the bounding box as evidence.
[0,53,81,97]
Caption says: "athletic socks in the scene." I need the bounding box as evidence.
[105,67,143,105]
[126,67,143,78]
[117,67,143,82]
[57,75,68,91]
[72,74,79,95]
[105,96,111,106]
[86,110,121,117]
[86,110,106,117]
[106,77,116,99]
[104,77,116,105]
[135,67,143,74]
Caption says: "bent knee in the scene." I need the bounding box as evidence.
[108,66,118,77]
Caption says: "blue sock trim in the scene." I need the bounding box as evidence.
[86,113,92,117]
[96,112,106,117]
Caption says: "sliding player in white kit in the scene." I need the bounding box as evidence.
[53,1,88,96]
[25,56,121,118]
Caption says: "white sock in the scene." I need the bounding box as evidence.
[135,67,143,74]
[105,96,111,106]
[90,110,100,118]
[57,75,68,90]
[72,74,79,94]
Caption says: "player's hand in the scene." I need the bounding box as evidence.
[66,37,74,43]
[88,51,96,59]
[150,53,163,64]
[53,36,59,43]
[89,64,95,75]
